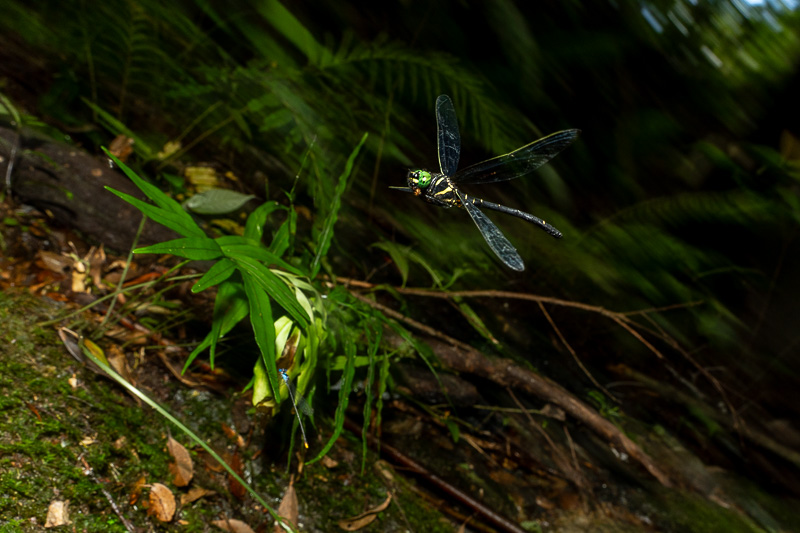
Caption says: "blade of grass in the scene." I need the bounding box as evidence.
[310,132,368,277]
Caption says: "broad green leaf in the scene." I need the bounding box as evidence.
[183,280,248,372]
[252,357,271,407]
[220,241,301,276]
[233,256,310,328]
[184,189,257,215]
[243,273,281,398]
[106,187,206,238]
[192,258,237,293]
[135,237,222,260]
[244,201,284,241]
[311,132,368,277]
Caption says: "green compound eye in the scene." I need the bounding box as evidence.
[414,170,432,188]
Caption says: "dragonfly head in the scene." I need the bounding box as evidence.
[407,170,433,193]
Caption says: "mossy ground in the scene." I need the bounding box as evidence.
[0,290,455,531]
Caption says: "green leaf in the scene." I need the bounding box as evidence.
[184,189,257,215]
[257,0,332,66]
[259,108,294,132]
[244,201,284,241]
[308,335,357,464]
[135,237,223,260]
[192,258,237,293]
[104,148,199,220]
[232,256,310,328]
[243,273,281,399]
[184,279,250,372]
[88,102,154,159]
[219,239,302,276]
[454,299,499,346]
[372,241,410,286]
[252,357,271,406]
[310,132,368,277]
[105,186,206,238]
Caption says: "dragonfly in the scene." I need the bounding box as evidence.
[392,95,579,271]
[279,368,314,449]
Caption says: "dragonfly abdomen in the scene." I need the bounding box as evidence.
[467,196,563,238]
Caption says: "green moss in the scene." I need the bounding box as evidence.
[657,488,762,533]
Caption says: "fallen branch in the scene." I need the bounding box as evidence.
[349,289,672,487]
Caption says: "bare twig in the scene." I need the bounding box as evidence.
[79,454,136,532]
[537,301,617,402]
[334,277,737,428]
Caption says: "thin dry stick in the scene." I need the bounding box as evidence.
[336,277,735,419]
[79,454,136,532]
[537,301,618,402]
[347,291,476,354]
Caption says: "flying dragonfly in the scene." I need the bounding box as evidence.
[279,368,313,449]
[392,95,579,271]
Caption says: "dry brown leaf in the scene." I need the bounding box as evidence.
[129,475,147,505]
[87,245,107,290]
[44,500,70,528]
[227,451,246,500]
[211,518,256,533]
[338,513,377,530]
[221,423,246,448]
[167,436,194,487]
[321,455,339,468]
[181,486,216,505]
[36,251,72,274]
[148,483,176,522]
[109,134,135,162]
[274,476,298,533]
[107,345,134,385]
[337,493,392,531]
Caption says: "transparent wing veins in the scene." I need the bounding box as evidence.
[436,95,461,177]
[459,192,524,271]
[453,129,580,185]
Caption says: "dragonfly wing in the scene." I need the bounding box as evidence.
[460,192,524,271]
[453,129,580,185]
[436,95,461,177]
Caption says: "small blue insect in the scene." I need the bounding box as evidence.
[279,368,313,448]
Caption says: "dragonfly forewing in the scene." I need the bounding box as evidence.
[436,95,461,176]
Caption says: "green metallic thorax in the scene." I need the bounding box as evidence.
[406,170,462,208]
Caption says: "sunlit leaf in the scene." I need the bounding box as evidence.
[184,189,256,215]
[232,256,310,328]
[242,272,281,398]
